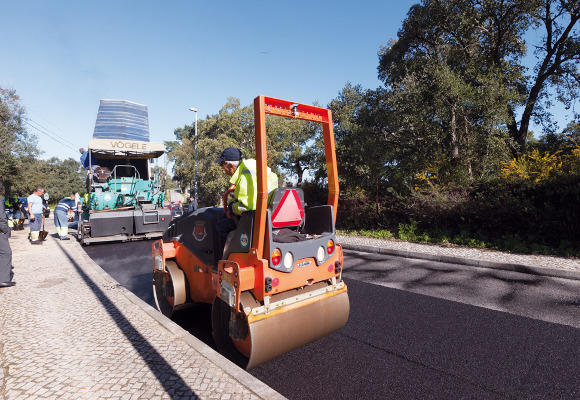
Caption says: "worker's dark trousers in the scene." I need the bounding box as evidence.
[0,234,13,282]
[216,216,237,238]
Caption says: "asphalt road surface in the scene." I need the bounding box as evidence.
[85,241,580,399]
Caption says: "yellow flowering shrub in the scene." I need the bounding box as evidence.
[501,142,580,182]
[414,168,438,189]
[413,155,449,189]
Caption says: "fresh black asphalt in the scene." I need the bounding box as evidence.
[85,241,580,399]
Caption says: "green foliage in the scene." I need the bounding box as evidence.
[329,83,396,192]
[336,175,580,257]
[329,1,580,257]
[0,85,41,196]
[40,158,86,202]
[338,229,394,239]
[375,0,524,183]
[8,156,85,202]
[501,125,580,182]
[375,0,580,166]
[0,86,84,201]
[0,86,89,201]
[266,114,323,185]
[531,121,580,155]
[168,98,254,206]
[168,97,328,207]
[300,180,328,207]
[398,221,418,242]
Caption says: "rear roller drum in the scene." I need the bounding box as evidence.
[153,260,188,319]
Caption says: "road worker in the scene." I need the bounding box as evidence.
[54,193,76,240]
[80,148,101,190]
[0,182,15,287]
[4,196,20,230]
[214,147,278,238]
[27,187,48,245]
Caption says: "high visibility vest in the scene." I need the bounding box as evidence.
[229,159,278,216]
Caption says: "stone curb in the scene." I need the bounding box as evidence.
[70,238,286,400]
[341,243,580,282]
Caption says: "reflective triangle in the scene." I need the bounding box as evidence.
[272,189,304,228]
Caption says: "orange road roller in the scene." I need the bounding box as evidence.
[152,96,349,369]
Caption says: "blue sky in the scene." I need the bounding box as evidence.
[2,0,417,162]
[2,1,576,164]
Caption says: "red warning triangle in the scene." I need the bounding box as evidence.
[271,189,304,228]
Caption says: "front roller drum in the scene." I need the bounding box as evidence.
[153,260,189,318]
[213,285,350,370]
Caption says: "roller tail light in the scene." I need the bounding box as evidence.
[272,248,282,266]
[327,239,335,254]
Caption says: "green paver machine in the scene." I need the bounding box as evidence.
[78,100,171,245]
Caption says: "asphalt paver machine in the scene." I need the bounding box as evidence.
[152,96,349,369]
[79,100,171,245]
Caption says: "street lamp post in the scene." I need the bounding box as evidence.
[189,107,198,202]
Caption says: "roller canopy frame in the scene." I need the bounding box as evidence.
[252,96,339,259]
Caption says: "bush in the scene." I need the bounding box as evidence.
[398,221,418,241]
[336,174,580,257]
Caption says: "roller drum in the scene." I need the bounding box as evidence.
[153,260,188,319]
[245,290,349,369]
[213,284,349,370]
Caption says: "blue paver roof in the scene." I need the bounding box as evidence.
[93,99,150,142]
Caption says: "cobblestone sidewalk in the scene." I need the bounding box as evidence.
[0,222,284,400]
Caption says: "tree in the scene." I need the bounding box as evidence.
[329,83,402,217]
[378,0,580,167]
[329,83,387,192]
[9,157,84,202]
[264,114,322,186]
[377,0,524,182]
[504,0,580,154]
[168,97,326,206]
[41,158,86,202]
[168,98,257,207]
[534,119,580,153]
[378,0,580,159]
[0,86,40,196]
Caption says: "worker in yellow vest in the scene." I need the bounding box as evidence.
[4,197,21,230]
[215,147,278,238]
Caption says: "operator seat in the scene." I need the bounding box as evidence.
[93,167,112,183]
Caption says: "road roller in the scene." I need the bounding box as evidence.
[152,96,349,369]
